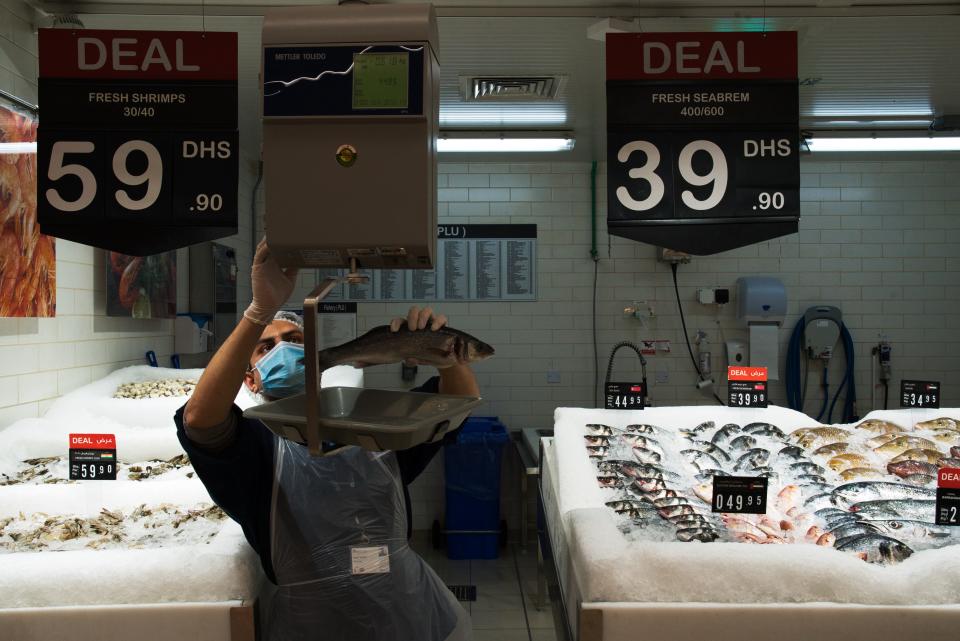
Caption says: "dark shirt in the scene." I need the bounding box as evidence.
[174,377,451,584]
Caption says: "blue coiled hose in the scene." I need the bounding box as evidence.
[786,317,857,423]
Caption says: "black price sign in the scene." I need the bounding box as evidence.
[712,476,767,514]
[38,29,238,255]
[936,468,960,527]
[606,32,799,255]
[727,366,768,407]
[605,382,645,410]
[900,380,940,409]
[68,433,117,481]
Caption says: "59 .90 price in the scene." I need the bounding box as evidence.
[42,136,233,217]
[78,463,114,479]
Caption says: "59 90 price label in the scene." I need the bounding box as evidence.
[605,382,645,410]
[711,476,767,514]
[900,380,940,409]
[68,433,117,481]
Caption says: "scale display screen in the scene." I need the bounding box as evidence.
[352,52,409,109]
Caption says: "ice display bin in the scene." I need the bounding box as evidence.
[443,416,509,560]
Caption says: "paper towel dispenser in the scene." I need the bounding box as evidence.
[736,277,787,324]
[261,3,440,270]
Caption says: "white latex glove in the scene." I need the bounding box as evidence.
[243,238,299,326]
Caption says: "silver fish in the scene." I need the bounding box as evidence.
[829,522,881,540]
[695,469,729,482]
[584,435,610,447]
[797,474,828,485]
[597,474,623,488]
[623,434,661,450]
[317,324,494,370]
[630,478,667,494]
[835,534,914,564]
[586,446,609,459]
[596,459,635,474]
[632,446,662,465]
[711,423,742,445]
[861,519,954,541]
[849,499,937,520]
[729,435,758,451]
[676,527,720,542]
[654,496,695,508]
[624,424,661,435]
[668,513,712,526]
[687,440,732,463]
[778,446,806,460]
[832,482,937,504]
[790,462,827,475]
[952,446,960,459]
[586,424,615,436]
[682,449,724,470]
[734,448,771,471]
[902,474,936,486]
[743,423,786,439]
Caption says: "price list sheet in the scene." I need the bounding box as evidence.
[319,224,536,302]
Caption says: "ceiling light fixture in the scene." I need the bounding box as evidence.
[0,142,36,154]
[438,132,575,153]
[806,136,960,152]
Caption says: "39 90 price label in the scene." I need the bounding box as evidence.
[68,433,117,481]
[727,366,768,408]
[711,476,767,514]
[605,382,645,410]
[900,380,940,409]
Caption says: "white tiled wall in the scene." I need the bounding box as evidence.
[293,157,958,531]
[0,2,255,427]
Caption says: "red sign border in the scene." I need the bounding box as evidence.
[69,433,117,450]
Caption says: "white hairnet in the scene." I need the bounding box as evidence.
[274,310,304,329]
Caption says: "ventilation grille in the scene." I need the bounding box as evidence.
[447,585,477,602]
[461,76,565,102]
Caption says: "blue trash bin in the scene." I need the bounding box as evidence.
[443,416,509,559]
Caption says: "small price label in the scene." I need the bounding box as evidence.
[712,476,767,514]
[900,380,940,409]
[604,382,645,410]
[68,433,117,481]
[936,468,960,527]
[727,366,768,408]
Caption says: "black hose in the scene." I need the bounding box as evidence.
[671,263,725,406]
[605,342,648,402]
[883,380,889,410]
[592,258,599,408]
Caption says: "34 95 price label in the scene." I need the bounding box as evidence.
[711,476,767,514]
[900,380,940,409]
[605,382,645,410]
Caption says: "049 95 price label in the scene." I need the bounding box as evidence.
[900,380,940,409]
[711,476,767,514]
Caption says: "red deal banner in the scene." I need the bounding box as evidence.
[69,433,117,449]
[607,32,797,81]
[728,366,768,382]
[940,468,960,489]
[39,29,237,80]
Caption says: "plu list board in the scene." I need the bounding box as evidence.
[37,29,239,255]
[606,32,799,255]
[317,224,537,302]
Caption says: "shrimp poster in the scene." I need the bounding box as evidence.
[106,251,177,319]
[0,104,55,317]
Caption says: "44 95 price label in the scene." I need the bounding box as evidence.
[605,382,645,410]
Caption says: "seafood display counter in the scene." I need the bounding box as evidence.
[540,405,960,641]
[0,365,347,641]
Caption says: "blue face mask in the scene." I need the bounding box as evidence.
[255,341,306,399]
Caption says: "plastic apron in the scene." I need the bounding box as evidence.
[262,437,472,641]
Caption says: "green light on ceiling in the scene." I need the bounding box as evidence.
[713,18,770,32]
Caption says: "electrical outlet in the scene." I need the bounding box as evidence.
[546,370,561,384]
[697,288,716,305]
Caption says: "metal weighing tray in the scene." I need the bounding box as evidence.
[244,387,482,452]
